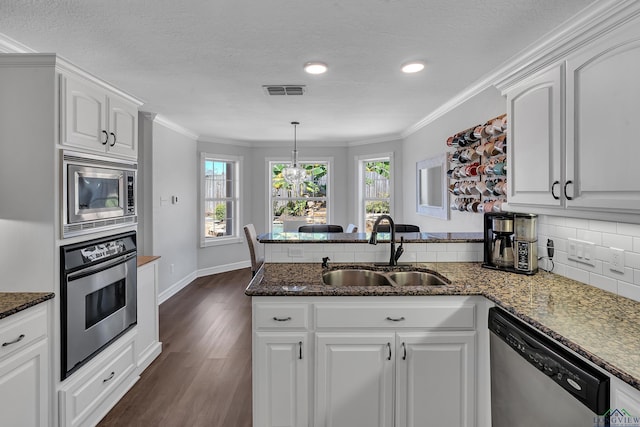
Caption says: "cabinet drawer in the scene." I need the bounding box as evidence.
[0,304,47,360]
[59,334,137,427]
[254,303,309,330]
[315,303,475,329]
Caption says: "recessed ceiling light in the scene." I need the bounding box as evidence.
[401,61,426,74]
[304,62,328,75]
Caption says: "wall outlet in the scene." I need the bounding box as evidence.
[567,238,595,267]
[609,247,625,273]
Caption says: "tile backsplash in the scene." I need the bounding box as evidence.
[537,215,640,303]
[264,241,483,264]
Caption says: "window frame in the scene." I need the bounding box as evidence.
[356,153,394,232]
[266,157,334,233]
[200,152,243,247]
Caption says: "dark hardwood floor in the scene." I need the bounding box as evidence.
[98,268,253,427]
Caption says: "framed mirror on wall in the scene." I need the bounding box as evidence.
[416,153,449,220]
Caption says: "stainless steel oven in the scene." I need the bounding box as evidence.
[61,231,137,380]
[62,150,137,238]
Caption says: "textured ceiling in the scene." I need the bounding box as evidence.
[0,0,593,143]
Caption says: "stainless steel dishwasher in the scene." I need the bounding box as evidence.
[489,307,610,427]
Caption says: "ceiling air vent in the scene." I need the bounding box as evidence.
[263,85,306,96]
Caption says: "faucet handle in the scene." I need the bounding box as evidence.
[322,257,330,268]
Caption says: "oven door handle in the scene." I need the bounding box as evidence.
[66,253,136,281]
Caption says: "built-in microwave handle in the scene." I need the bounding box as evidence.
[66,252,136,281]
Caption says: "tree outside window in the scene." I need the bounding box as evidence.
[270,162,329,233]
[363,159,391,232]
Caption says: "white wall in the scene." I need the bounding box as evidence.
[150,121,198,298]
[402,86,506,233]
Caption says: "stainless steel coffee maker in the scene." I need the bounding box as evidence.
[483,212,538,275]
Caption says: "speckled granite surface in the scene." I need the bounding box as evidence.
[258,231,483,243]
[246,262,640,390]
[0,292,54,320]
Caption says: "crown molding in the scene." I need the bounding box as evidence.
[197,135,252,147]
[0,33,37,53]
[346,133,403,147]
[153,114,199,140]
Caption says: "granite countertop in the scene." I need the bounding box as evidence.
[246,261,640,391]
[0,292,54,320]
[258,231,483,243]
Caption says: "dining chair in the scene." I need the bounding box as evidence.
[243,224,264,276]
[375,224,420,232]
[298,224,344,233]
[346,224,358,233]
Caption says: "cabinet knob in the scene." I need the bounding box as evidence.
[551,181,560,200]
[109,132,117,147]
[272,316,292,322]
[101,130,109,145]
[2,334,25,347]
[387,342,392,361]
[102,371,115,383]
[385,316,405,322]
[564,180,574,200]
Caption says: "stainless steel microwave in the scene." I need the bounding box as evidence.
[62,151,137,238]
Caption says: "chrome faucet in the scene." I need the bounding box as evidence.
[368,215,403,266]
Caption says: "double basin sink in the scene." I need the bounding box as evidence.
[322,266,448,287]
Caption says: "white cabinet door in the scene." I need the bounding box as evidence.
[136,260,161,372]
[61,74,108,151]
[107,94,138,158]
[505,64,563,207]
[565,20,640,212]
[396,332,476,427]
[610,375,640,420]
[0,337,48,427]
[254,332,309,427]
[315,333,394,427]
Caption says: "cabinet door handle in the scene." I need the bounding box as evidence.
[298,341,303,360]
[102,371,115,383]
[101,130,109,145]
[386,316,405,322]
[387,342,392,361]
[2,334,25,347]
[272,316,292,322]
[564,180,574,200]
[109,132,117,147]
[402,342,407,360]
[551,180,560,200]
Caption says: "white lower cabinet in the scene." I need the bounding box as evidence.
[610,375,640,419]
[254,332,310,427]
[252,296,477,427]
[136,260,162,373]
[0,304,49,427]
[58,330,138,427]
[316,333,395,427]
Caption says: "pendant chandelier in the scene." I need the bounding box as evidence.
[282,121,308,185]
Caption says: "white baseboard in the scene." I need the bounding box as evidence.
[158,271,197,304]
[197,260,251,278]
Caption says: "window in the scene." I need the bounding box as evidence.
[200,153,241,246]
[269,160,330,233]
[359,155,392,232]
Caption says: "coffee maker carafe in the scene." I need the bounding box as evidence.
[483,212,538,275]
[490,216,514,267]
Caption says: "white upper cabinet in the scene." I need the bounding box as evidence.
[505,64,563,208]
[502,10,640,221]
[61,73,138,159]
[565,20,640,212]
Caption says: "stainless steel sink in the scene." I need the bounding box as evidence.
[322,268,448,287]
[387,271,448,286]
[322,269,392,286]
